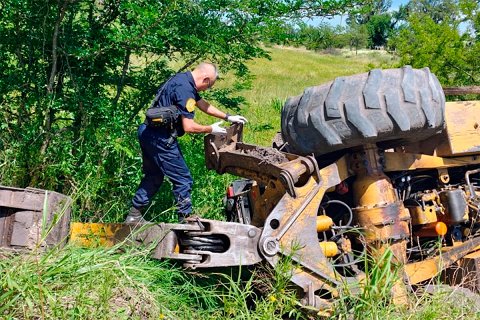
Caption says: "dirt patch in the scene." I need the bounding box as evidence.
[109,286,159,318]
[241,147,288,164]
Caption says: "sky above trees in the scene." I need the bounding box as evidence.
[317,0,408,26]
[391,0,408,10]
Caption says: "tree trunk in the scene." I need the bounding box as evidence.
[113,48,131,106]
[40,0,71,157]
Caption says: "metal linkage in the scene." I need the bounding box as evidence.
[152,218,263,269]
[257,157,362,310]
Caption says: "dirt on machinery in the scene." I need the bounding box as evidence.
[240,146,288,164]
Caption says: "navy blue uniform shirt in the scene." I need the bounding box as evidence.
[155,72,201,120]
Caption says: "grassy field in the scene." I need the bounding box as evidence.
[2,48,480,319]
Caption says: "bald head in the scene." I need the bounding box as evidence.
[191,62,218,91]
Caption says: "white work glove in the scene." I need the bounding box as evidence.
[210,121,227,135]
[227,115,248,124]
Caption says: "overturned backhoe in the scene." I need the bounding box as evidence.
[2,66,480,311]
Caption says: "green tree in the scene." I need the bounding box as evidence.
[409,0,458,23]
[390,0,479,86]
[349,0,392,24]
[347,0,395,48]
[297,23,338,50]
[346,21,369,53]
[366,13,393,47]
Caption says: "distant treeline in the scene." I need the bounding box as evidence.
[266,0,480,86]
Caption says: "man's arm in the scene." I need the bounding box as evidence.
[197,99,248,124]
[182,116,226,135]
[182,116,213,133]
[196,99,228,120]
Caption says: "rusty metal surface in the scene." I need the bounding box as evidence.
[0,207,14,248]
[205,124,318,197]
[350,146,410,267]
[443,86,480,95]
[257,158,361,306]
[260,185,341,308]
[354,204,410,243]
[180,218,263,268]
[0,186,46,210]
[405,236,480,284]
[0,186,72,250]
[442,249,480,293]
[205,127,361,308]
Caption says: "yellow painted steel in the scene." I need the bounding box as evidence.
[316,215,333,232]
[319,242,338,257]
[405,240,480,284]
[384,152,480,172]
[351,145,410,266]
[353,174,398,205]
[325,155,351,193]
[408,205,438,225]
[436,101,480,156]
[407,192,441,226]
[70,222,132,247]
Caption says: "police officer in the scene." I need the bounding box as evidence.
[126,62,247,223]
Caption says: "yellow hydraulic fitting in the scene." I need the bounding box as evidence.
[316,215,334,232]
[319,241,338,257]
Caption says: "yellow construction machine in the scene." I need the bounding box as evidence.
[2,66,480,311]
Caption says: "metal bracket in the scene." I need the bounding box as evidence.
[438,168,450,184]
[153,218,263,269]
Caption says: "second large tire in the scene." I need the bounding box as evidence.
[281,66,446,156]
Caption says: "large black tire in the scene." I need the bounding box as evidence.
[281,66,446,156]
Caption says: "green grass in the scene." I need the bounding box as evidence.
[2,242,479,319]
[0,245,220,319]
[0,244,304,319]
[2,48,479,319]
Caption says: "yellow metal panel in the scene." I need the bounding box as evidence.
[70,222,133,247]
[437,101,480,156]
[464,250,480,260]
[384,152,480,171]
[406,241,480,284]
[405,259,438,284]
[408,205,438,225]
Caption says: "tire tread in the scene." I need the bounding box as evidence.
[281,67,445,156]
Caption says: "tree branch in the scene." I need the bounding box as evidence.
[47,0,71,94]
[113,48,131,105]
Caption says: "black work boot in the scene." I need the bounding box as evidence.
[125,207,150,224]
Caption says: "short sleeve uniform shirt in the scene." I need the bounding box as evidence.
[155,72,201,120]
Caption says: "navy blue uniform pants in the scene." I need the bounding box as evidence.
[132,124,193,218]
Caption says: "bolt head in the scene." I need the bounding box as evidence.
[262,237,279,256]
